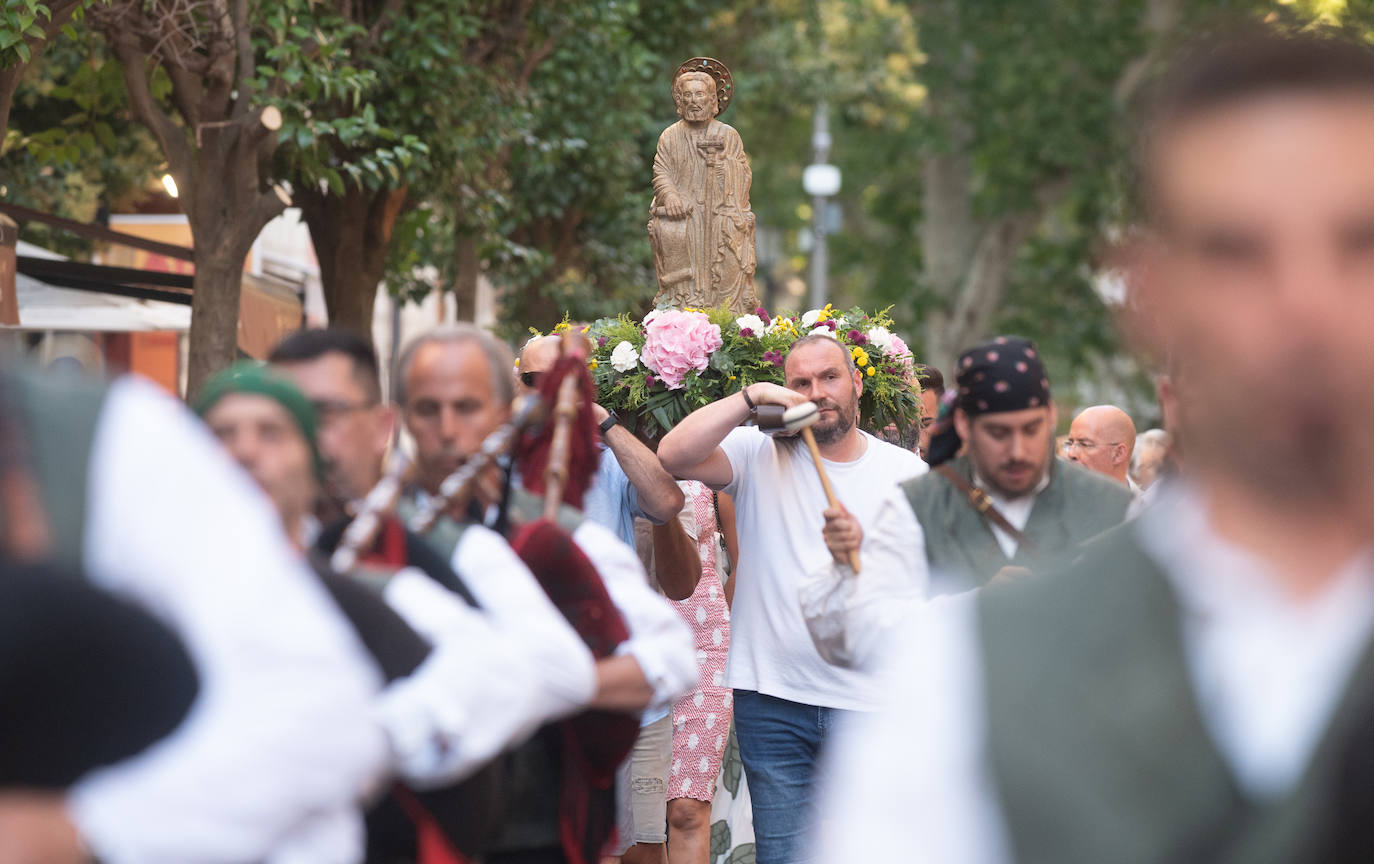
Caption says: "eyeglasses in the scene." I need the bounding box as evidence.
[310,398,374,423]
[520,371,543,389]
[1063,439,1121,452]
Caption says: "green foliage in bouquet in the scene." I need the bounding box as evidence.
[578,304,922,441]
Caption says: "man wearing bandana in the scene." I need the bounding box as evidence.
[905,336,1131,594]
[802,336,1129,667]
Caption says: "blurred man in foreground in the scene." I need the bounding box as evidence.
[817,28,1374,863]
[0,363,386,864]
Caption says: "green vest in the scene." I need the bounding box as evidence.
[901,455,1131,591]
[978,524,1374,864]
[6,368,109,570]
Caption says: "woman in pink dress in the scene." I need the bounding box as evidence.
[665,480,732,864]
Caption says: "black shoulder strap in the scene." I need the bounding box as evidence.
[934,463,1036,554]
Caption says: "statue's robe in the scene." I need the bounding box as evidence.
[649,118,758,313]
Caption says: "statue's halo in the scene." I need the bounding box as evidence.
[673,57,734,116]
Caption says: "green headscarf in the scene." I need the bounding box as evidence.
[194,362,324,480]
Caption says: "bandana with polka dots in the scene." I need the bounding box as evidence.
[955,336,1050,417]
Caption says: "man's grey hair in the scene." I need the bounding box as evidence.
[393,324,515,406]
[1130,428,1170,476]
[784,333,856,375]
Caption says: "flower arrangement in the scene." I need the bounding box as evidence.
[583,304,922,439]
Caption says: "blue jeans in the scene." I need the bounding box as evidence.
[733,689,844,864]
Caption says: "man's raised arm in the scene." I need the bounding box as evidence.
[658,383,806,488]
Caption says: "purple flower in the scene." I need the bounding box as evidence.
[754,306,772,326]
[847,329,867,344]
[824,319,838,331]
[598,336,608,347]
[739,327,755,338]
[645,374,657,387]
[763,350,784,367]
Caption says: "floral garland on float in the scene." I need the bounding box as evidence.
[541,304,922,440]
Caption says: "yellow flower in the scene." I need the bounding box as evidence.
[728,374,737,381]
[580,325,590,333]
[816,302,836,324]
[554,321,571,333]
[852,346,870,368]
[589,359,598,370]
[866,367,875,377]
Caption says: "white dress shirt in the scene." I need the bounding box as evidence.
[973,468,1050,559]
[814,484,1374,863]
[376,561,596,788]
[70,376,391,864]
[799,482,930,669]
[566,518,697,714]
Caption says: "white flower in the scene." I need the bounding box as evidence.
[734,314,765,335]
[812,326,838,339]
[866,325,894,354]
[643,309,663,326]
[801,308,822,328]
[610,340,640,373]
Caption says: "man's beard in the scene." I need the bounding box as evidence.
[810,392,858,446]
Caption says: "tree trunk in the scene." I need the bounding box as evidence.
[182,134,285,400]
[452,229,479,322]
[919,147,978,376]
[0,66,20,148]
[185,247,249,401]
[298,184,408,337]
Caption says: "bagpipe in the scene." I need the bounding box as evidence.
[329,328,638,864]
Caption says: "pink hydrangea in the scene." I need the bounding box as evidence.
[886,334,916,377]
[640,310,723,390]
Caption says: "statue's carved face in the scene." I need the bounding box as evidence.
[675,74,717,123]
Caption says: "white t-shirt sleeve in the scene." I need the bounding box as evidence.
[452,524,598,713]
[813,593,1014,864]
[71,377,390,864]
[799,483,930,669]
[573,519,696,712]
[718,426,770,497]
[377,568,580,788]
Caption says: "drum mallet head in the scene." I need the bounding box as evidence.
[782,402,820,432]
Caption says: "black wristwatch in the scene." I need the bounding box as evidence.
[599,410,619,435]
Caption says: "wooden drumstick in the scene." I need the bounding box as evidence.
[784,403,862,573]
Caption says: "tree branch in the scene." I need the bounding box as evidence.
[201,0,237,117]
[364,0,405,47]
[249,187,288,238]
[165,64,206,130]
[230,0,254,120]
[517,30,559,89]
[109,35,195,186]
[0,0,92,145]
[1113,0,1182,107]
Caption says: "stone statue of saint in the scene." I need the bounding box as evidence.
[649,58,759,314]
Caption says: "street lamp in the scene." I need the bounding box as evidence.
[804,101,841,308]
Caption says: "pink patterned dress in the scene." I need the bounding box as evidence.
[668,480,732,802]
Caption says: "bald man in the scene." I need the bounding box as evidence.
[1064,405,1136,488]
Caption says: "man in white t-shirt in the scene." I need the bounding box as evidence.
[658,333,926,864]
